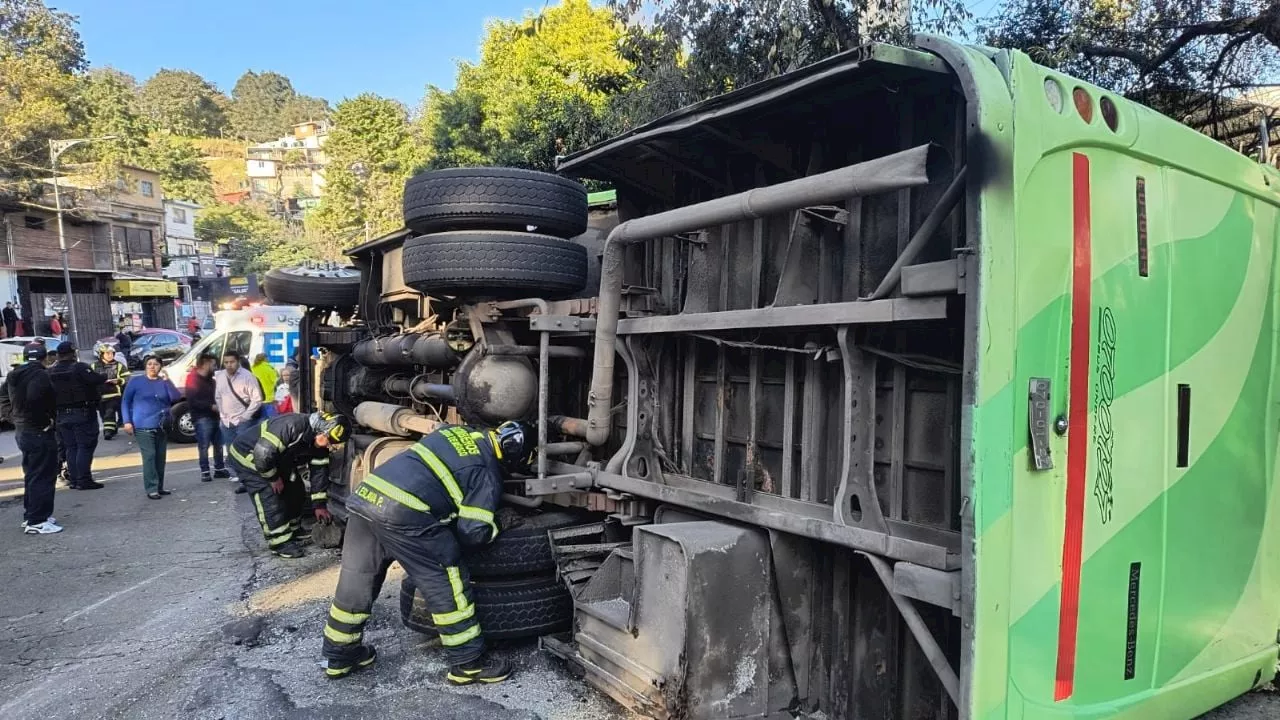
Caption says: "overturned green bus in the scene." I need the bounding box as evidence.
[298,33,1280,720]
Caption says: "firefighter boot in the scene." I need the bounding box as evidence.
[446,656,512,686]
[324,645,377,679]
[272,540,306,559]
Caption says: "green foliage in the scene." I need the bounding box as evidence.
[0,0,85,73]
[982,0,1280,136]
[417,0,631,170]
[137,133,213,203]
[197,202,342,275]
[0,50,77,185]
[196,202,280,275]
[606,0,971,129]
[0,0,81,186]
[310,94,426,239]
[228,70,329,141]
[138,69,229,136]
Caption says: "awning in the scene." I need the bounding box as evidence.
[111,279,179,297]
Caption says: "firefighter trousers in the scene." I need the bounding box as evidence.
[322,513,485,667]
[239,467,308,550]
[99,396,121,437]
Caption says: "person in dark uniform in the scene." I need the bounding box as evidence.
[48,341,106,491]
[92,342,130,440]
[114,324,134,358]
[320,421,533,684]
[0,343,62,533]
[228,411,347,559]
[3,302,18,338]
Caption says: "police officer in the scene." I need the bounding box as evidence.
[0,343,62,533]
[92,342,130,440]
[320,421,532,684]
[48,341,107,491]
[229,411,348,559]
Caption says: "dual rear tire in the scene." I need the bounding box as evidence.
[401,168,590,300]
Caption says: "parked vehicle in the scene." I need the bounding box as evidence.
[0,336,58,377]
[282,36,1280,720]
[97,328,192,370]
[161,305,304,443]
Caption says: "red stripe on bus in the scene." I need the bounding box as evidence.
[1055,152,1092,702]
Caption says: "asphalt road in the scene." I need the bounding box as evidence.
[0,436,619,720]
[0,433,1275,719]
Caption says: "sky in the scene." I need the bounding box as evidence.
[52,0,549,107]
[54,0,996,109]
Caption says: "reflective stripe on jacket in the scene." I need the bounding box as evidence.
[349,424,502,546]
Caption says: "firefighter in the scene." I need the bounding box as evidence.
[92,342,130,440]
[320,421,532,684]
[228,411,348,559]
[48,341,107,491]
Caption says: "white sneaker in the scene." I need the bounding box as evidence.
[23,520,63,535]
[20,516,55,528]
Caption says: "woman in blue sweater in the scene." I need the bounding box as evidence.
[122,356,182,499]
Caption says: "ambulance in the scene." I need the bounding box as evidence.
[164,305,303,442]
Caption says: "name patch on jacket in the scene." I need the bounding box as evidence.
[355,484,386,508]
[441,427,480,457]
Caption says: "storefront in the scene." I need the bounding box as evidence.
[110,279,179,331]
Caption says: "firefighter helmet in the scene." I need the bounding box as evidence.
[310,411,351,444]
[494,420,536,475]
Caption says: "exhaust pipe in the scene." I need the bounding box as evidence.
[584,144,937,445]
[354,401,442,437]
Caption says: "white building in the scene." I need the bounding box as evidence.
[245,121,330,215]
[162,199,228,281]
[163,198,199,257]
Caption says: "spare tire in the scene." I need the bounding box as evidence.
[402,231,587,299]
[400,573,572,640]
[464,510,586,578]
[264,265,361,308]
[403,167,588,239]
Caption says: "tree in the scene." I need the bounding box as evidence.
[281,94,330,126]
[138,69,229,137]
[0,0,82,188]
[0,52,77,186]
[0,0,86,73]
[196,202,281,275]
[228,70,328,141]
[982,0,1280,145]
[417,0,634,170]
[606,0,971,129]
[310,94,425,239]
[139,133,213,203]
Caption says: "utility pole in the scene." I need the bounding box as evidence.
[49,136,116,348]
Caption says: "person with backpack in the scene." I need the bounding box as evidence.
[215,352,263,495]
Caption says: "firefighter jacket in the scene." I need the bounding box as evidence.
[350,425,502,547]
[48,360,107,409]
[229,413,332,505]
[93,359,130,399]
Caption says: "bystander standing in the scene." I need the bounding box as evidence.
[186,353,230,483]
[215,352,263,495]
[121,356,181,500]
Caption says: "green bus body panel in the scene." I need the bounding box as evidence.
[941,35,1280,720]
